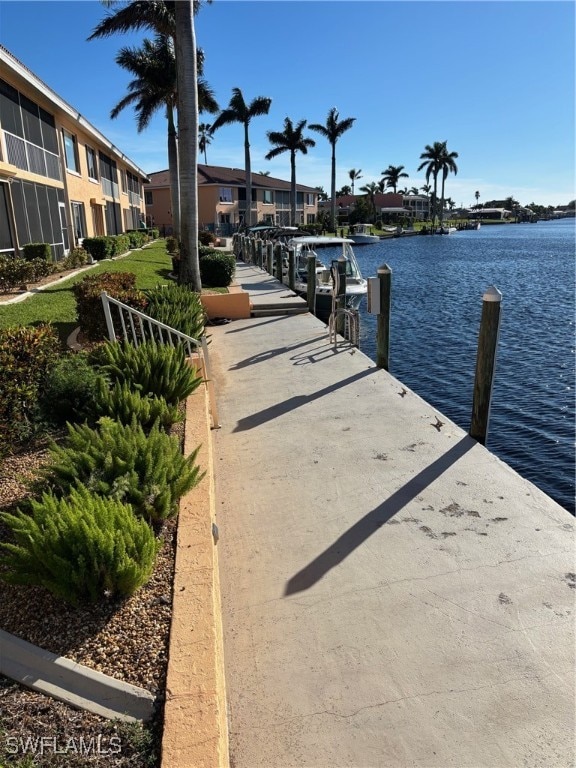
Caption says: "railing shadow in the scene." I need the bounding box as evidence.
[284,436,476,595]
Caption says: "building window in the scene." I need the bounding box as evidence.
[71,201,87,241]
[86,146,98,180]
[306,193,315,206]
[62,130,79,173]
[120,169,127,194]
[263,189,273,204]
[306,214,316,224]
[219,187,233,203]
[145,190,153,205]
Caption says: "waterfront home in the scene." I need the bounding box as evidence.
[145,165,319,237]
[0,45,148,261]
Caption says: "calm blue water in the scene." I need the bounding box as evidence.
[340,220,575,513]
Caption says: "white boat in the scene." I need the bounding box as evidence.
[436,225,457,235]
[348,223,380,244]
[284,236,367,321]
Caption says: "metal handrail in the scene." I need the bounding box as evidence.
[100,291,220,429]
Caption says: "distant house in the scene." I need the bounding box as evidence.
[320,192,415,223]
[0,45,148,261]
[145,165,319,236]
[470,208,512,220]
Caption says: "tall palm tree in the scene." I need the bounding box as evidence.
[359,181,379,222]
[111,35,217,240]
[417,142,446,228]
[88,0,212,289]
[475,190,480,209]
[377,179,387,194]
[309,108,356,231]
[265,118,315,226]
[174,0,200,289]
[210,88,271,228]
[409,186,420,195]
[348,168,362,195]
[437,143,458,227]
[381,164,408,193]
[198,122,212,164]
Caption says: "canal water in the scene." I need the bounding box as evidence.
[333,220,575,514]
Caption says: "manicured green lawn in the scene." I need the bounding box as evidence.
[0,242,173,343]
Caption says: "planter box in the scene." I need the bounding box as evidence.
[200,284,251,320]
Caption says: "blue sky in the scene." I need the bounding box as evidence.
[1,0,574,207]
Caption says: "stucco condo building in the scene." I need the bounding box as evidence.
[145,165,319,236]
[0,45,148,261]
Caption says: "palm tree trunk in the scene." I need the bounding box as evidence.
[244,122,252,228]
[330,143,336,232]
[432,174,439,229]
[167,103,180,240]
[174,0,201,291]
[290,151,297,226]
[439,173,446,227]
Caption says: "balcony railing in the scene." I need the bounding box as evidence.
[101,177,120,199]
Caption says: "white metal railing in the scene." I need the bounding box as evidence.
[100,291,220,428]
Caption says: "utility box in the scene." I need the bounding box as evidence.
[367,277,380,315]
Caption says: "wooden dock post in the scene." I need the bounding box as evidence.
[256,238,263,269]
[250,238,256,265]
[307,254,316,313]
[274,243,283,283]
[266,241,273,273]
[376,263,392,370]
[288,248,296,291]
[335,256,347,335]
[470,285,502,445]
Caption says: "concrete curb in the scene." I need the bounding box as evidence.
[161,385,229,768]
[0,629,154,722]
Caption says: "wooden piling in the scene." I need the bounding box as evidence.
[274,243,283,283]
[288,248,296,291]
[470,285,502,445]
[256,239,263,269]
[307,254,316,313]
[376,263,392,371]
[266,241,273,273]
[335,256,347,335]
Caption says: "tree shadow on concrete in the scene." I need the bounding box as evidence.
[232,367,377,432]
[284,436,476,595]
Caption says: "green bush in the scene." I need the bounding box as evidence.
[94,380,182,432]
[0,324,61,454]
[110,234,130,257]
[89,339,203,406]
[198,230,216,246]
[28,257,56,281]
[145,283,206,340]
[82,237,111,261]
[0,485,158,606]
[199,251,235,287]
[61,247,89,269]
[0,256,32,291]
[73,271,148,342]
[43,418,204,522]
[22,243,51,261]
[39,352,103,426]
[165,237,179,256]
[127,230,147,249]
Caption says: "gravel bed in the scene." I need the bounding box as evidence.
[0,426,182,767]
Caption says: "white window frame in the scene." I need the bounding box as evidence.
[62,129,79,174]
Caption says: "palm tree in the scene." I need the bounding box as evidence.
[336,185,352,198]
[309,108,356,231]
[417,142,446,228]
[265,118,315,226]
[210,88,271,228]
[381,164,408,193]
[198,122,212,164]
[475,190,480,209]
[88,0,212,288]
[359,181,379,221]
[377,179,387,194]
[437,143,458,227]
[111,36,217,240]
[348,168,362,195]
[409,186,420,195]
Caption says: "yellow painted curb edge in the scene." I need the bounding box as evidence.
[161,386,229,768]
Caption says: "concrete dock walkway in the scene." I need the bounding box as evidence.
[210,264,574,768]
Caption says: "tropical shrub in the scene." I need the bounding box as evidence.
[145,283,206,340]
[73,271,148,341]
[0,324,61,454]
[127,230,147,249]
[82,237,111,261]
[39,352,103,426]
[61,247,90,269]
[198,230,216,246]
[199,251,235,287]
[43,418,204,522]
[0,485,158,606]
[22,243,51,261]
[89,339,203,406]
[110,234,130,257]
[165,236,179,256]
[94,380,182,432]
